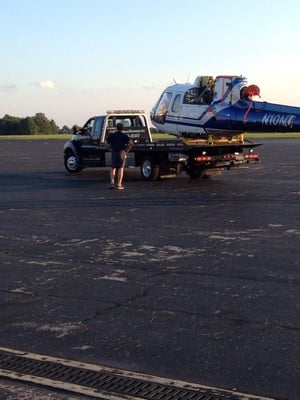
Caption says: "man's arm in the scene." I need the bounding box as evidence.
[125,139,133,153]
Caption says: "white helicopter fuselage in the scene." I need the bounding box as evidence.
[150,75,300,139]
[151,75,247,138]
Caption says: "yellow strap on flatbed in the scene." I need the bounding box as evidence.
[182,134,244,145]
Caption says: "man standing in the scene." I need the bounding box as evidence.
[106,123,132,190]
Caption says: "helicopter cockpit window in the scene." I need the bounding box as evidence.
[184,85,214,105]
[152,92,172,124]
[183,88,213,105]
[184,88,200,105]
[171,94,181,113]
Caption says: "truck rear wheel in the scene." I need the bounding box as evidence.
[187,167,205,179]
[140,157,160,181]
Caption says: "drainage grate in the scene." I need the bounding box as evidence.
[0,348,275,400]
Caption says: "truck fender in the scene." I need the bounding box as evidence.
[140,156,160,181]
[64,141,83,173]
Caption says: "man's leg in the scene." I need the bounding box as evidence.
[110,168,116,186]
[117,167,124,187]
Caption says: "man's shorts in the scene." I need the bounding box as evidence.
[111,151,125,168]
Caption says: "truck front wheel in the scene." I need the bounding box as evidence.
[64,151,82,173]
[140,157,160,181]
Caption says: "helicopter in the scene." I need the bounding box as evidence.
[150,75,300,139]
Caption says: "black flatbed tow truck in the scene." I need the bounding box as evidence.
[63,110,260,180]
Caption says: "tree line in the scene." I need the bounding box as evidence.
[0,113,71,135]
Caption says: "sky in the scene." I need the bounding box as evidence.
[0,0,299,128]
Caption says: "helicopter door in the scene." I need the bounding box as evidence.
[177,87,208,135]
[169,93,182,116]
[167,93,182,135]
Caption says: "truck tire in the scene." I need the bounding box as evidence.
[140,157,160,181]
[64,151,83,173]
[187,167,205,179]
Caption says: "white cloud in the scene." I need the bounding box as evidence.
[36,80,56,89]
[0,84,17,92]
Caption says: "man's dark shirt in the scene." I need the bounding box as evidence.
[107,131,130,152]
[107,130,130,168]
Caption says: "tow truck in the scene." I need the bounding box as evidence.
[63,110,260,181]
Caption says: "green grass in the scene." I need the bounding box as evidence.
[152,132,300,140]
[0,132,300,140]
[245,132,300,139]
[0,134,72,140]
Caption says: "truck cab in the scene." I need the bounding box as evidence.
[64,110,151,173]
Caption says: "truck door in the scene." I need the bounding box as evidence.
[91,117,106,166]
[80,117,106,166]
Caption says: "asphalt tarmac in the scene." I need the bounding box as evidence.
[0,138,299,400]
